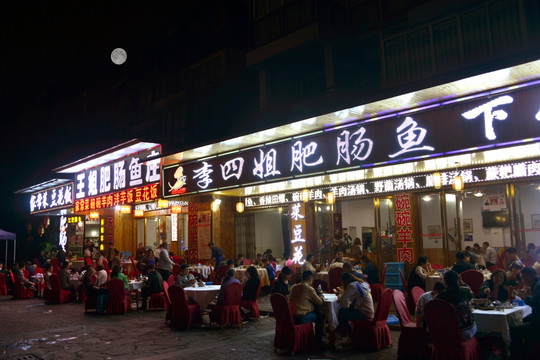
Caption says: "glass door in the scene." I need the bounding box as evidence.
[377,197,396,265]
[418,193,444,267]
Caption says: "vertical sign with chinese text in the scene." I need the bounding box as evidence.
[290,202,307,264]
[394,193,415,264]
[188,203,199,263]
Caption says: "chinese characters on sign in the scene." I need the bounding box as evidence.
[462,95,513,141]
[290,203,307,265]
[30,183,73,214]
[394,193,414,264]
[59,215,67,252]
[75,147,161,200]
[73,184,159,213]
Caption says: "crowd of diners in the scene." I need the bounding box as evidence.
[1,239,539,357]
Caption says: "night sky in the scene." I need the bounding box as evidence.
[1,3,194,239]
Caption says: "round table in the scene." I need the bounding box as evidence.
[184,284,221,310]
[188,266,212,280]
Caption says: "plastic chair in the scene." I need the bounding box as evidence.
[411,286,425,308]
[168,285,202,329]
[240,282,261,319]
[371,263,387,302]
[107,279,129,314]
[49,274,72,304]
[12,272,34,299]
[0,273,7,295]
[210,281,242,328]
[328,267,344,292]
[312,279,328,292]
[460,270,484,296]
[393,289,431,359]
[270,293,316,355]
[149,281,168,310]
[424,299,479,360]
[350,288,393,351]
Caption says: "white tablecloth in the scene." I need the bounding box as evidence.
[188,266,212,280]
[473,305,532,343]
[323,293,340,331]
[427,271,491,291]
[128,280,144,291]
[234,268,270,287]
[184,285,221,310]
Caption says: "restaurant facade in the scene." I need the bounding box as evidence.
[18,60,540,275]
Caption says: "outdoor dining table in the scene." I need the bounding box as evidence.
[184,284,221,310]
[234,268,270,287]
[472,305,532,343]
[128,280,144,308]
[188,265,212,280]
[323,293,340,349]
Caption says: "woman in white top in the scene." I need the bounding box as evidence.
[407,256,431,291]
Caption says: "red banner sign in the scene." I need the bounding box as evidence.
[74,183,159,212]
[395,193,415,264]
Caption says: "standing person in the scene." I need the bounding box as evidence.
[289,271,325,345]
[337,272,374,346]
[524,243,536,266]
[415,281,445,327]
[358,256,378,284]
[158,242,174,282]
[351,238,363,264]
[138,264,163,311]
[451,252,475,274]
[408,256,431,291]
[437,270,476,340]
[482,242,498,268]
[272,266,292,296]
[208,242,224,268]
[533,249,540,276]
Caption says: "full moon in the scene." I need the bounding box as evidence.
[111,48,127,65]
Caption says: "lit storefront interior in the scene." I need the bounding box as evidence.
[160,59,540,273]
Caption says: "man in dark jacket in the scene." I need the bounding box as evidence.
[272,266,292,296]
[139,264,164,310]
[451,252,475,274]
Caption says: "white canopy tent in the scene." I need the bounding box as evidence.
[0,229,16,265]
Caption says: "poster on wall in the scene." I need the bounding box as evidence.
[197,211,212,260]
[483,194,506,211]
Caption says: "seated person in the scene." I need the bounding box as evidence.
[272,266,292,296]
[328,256,344,270]
[451,252,475,274]
[139,264,164,310]
[534,249,540,276]
[301,253,318,273]
[359,256,379,284]
[289,270,325,344]
[284,255,294,268]
[110,265,129,291]
[82,266,104,297]
[175,264,196,288]
[12,263,36,291]
[226,259,235,267]
[343,261,366,282]
[95,265,108,287]
[58,261,76,301]
[476,268,508,302]
[242,266,260,301]
[408,256,431,291]
[25,261,36,277]
[255,253,263,266]
[43,263,53,291]
[136,242,146,260]
[234,254,244,268]
[506,247,524,285]
[217,268,240,305]
[464,246,479,265]
[262,258,276,283]
[338,272,374,346]
[437,270,476,340]
[415,281,445,327]
[263,248,276,262]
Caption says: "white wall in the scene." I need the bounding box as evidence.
[517,185,540,248]
[254,211,284,258]
[461,196,510,249]
[420,195,443,249]
[340,199,375,236]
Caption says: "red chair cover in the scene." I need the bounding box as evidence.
[215,265,230,284]
[84,257,93,267]
[0,273,7,295]
[102,259,110,272]
[240,283,261,319]
[328,267,344,292]
[351,288,393,351]
[210,281,242,327]
[424,299,479,360]
[243,259,251,266]
[460,270,484,296]
[312,279,328,292]
[269,261,277,272]
[23,269,30,279]
[411,286,425,307]
[149,291,168,310]
[399,268,415,313]
[129,256,139,279]
[51,258,61,273]
[12,273,34,299]
[168,285,202,329]
[50,273,72,304]
[430,263,444,270]
[372,263,388,302]
[393,289,431,359]
[167,274,175,286]
[107,279,129,314]
[172,264,181,278]
[270,293,316,355]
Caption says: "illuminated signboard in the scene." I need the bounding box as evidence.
[290,203,306,264]
[75,147,161,201]
[134,200,189,212]
[30,182,74,214]
[59,216,67,251]
[163,85,540,197]
[244,159,540,207]
[74,183,159,212]
[394,193,414,264]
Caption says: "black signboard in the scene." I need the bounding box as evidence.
[163,85,540,197]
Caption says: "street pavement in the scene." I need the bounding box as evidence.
[0,294,399,360]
